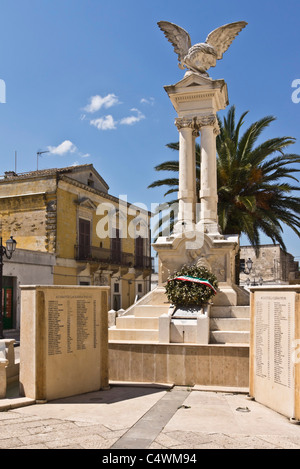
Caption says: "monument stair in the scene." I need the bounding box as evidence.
[209,305,250,344]
[108,303,170,342]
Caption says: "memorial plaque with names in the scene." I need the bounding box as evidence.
[46,293,98,358]
[253,290,296,418]
[20,285,109,402]
[43,288,106,400]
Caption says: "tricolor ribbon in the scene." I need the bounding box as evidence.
[169,275,217,294]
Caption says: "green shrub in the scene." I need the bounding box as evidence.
[165,264,218,307]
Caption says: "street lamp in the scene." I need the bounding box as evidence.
[0,236,17,339]
[245,258,253,274]
[241,258,253,287]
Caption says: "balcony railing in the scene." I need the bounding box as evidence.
[75,245,152,270]
[134,255,153,270]
[75,245,133,266]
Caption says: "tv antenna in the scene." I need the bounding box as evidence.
[37,150,49,170]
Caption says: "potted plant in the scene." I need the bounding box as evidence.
[165,264,218,314]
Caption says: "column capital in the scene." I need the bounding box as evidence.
[195,114,220,135]
[174,117,194,131]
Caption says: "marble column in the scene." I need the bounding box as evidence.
[175,117,197,229]
[196,114,220,235]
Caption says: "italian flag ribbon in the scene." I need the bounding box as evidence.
[170,275,217,294]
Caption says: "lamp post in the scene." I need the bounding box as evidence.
[244,258,253,274]
[0,236,17,339]
[242,257,253,286]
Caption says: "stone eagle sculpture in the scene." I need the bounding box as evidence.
[157,20,247,76]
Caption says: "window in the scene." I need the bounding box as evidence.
[138,283,143,293]
[135,236,144,268]
[114,283,120,293]
[111,228,121,263]
[78,218,91,259]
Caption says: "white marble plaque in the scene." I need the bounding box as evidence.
[20,286,109,401]
[253,291,295,417]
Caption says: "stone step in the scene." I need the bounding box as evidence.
[133,305,170,317]
[108,327,159,342]
[210,306,250,318]
[116,316,159,330]
[210,318,250,332]
[210,330,250,344]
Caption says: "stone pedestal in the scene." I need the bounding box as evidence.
[153,230,241,306]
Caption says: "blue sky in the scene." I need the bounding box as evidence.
[0,0,300,259]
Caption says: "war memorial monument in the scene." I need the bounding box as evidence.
[1,19,300,423]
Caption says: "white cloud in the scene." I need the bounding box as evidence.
[48,140,77,155]
[80,153,90,158]
[90,115,117,130]
[140,97,155,106]
[84,94,120,113]
[120,108,145,126]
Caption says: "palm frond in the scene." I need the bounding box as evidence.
[148,105,300,250]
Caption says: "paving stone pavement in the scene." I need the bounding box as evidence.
[2,337,300,452]
[1,383,300,451]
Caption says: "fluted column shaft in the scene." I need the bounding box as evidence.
[175,118,196,226]
[196,115,219,232]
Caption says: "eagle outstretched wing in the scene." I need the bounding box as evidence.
[205,21,248,60]
[157,21,191,69]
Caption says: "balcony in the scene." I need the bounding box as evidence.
[134,255,153,270]
[74,245,153,270]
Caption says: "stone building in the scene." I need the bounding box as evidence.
[239,244,299,286]
[0,164,152,330]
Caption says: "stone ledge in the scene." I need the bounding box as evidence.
[0,397,36,412]
[193,384,249,394]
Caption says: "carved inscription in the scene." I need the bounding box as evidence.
[253,290,296,418]
[255,294,293,388]
[255,299,270,380]
[47,293,100,357]
[67,300,73,353]
[76,299,90,350]
[273,300,292,387]
[48,300,63,356]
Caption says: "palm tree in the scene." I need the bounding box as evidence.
[148,105,300,251]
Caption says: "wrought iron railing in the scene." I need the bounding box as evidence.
[134,255,153,270]
[75,245,132,266]
[75,245,153,270]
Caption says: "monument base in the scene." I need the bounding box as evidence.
[153,229,247,307]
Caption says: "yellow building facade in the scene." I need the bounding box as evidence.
[0,164,152,314]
